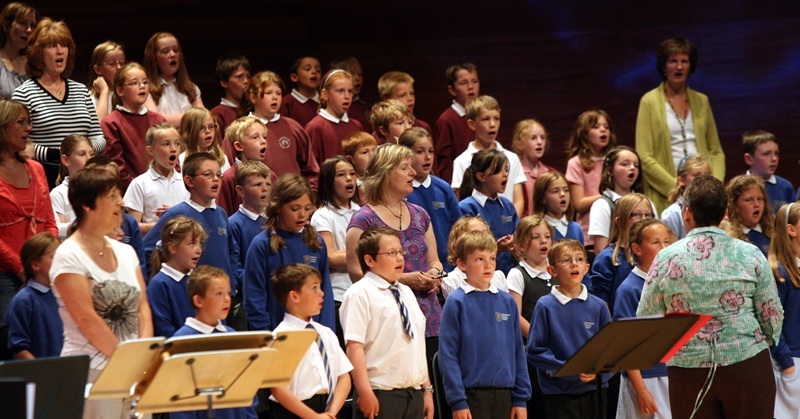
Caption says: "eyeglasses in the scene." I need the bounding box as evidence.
[629,212,655,220]
[124,80,150,88]
[15,118,32,128]
[375,250,405,258]
[192,171,223,180]
[200,124,218,132]
[104,60,126,67]
[555,257,586,267]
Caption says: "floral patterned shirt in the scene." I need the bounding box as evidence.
[637,226,783,368]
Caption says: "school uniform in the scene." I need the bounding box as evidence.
[744,225,770,257]
[613,267,671,419]
[439,283,531,415]
[407,174,462,272]
[243,228,335,332]
[588,190,622,240]
[442,268,507,298]
[152,79,200,116]
[747,170,794,213]
[212,99,239,165]
[171,318,258,419]
[269,314,353,417]
[229,205,266,269]
[249,112,319,186]
[306,109,363,166]
[771,262,800,418]
[458,190,519,274]
[527,285,611,419]
[589,245,632,313]
[279,89,319,128]
[544,215,584,244]
[413,118,432,135]
[339,271,429,418]
[147,264,195,338]
[124,166,189,223]
[143,199,243,293]
[309,202,360,302]
[50,176,73,238]
[6,281,63,358]
[348,96,371,132]
[451,141,527,205]
[101,105,167,187]
[121,213,146,275]
[660,198,686,240]
[434,101,474,183]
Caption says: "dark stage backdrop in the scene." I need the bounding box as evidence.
[34,1,800,186]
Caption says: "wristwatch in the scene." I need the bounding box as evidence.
[423,385,434,393]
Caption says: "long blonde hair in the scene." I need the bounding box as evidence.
[667,154,710,203]
[724,175,774,241]
[769,203,800,287]
[180,108,227,168]
[144,32,197,105]
[610,193,651,266]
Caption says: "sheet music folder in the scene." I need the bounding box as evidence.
[556,313,711,377]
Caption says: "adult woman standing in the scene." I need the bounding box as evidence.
[51,166,152,417]
[345,144,444,359]
[12,18,105,187]
[0,98,56,331]
[635,37,725,213]
[638,176,781,418]
[0,3,37,99]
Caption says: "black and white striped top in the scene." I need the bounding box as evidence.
[12,78,105,165]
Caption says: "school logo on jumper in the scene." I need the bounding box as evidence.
[584,321,594,329]
[433,201,445,210]
[218,227,226,236]
[279,136,291,149]
[304,255,318,265]
[501,215,514,223]
[495,312,510,322]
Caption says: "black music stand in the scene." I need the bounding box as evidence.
[0,355,90,419]
[556,313,710,419]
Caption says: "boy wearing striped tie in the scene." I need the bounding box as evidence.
[271,264,353,418]
[340,227,434,419]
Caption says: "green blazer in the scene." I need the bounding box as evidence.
[635,83,725,213]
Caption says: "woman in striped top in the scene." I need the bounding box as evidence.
[11,18,105,187]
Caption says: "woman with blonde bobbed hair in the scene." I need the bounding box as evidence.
[12,18,105,187]
[344,143,444,368]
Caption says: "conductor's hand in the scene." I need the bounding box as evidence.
[579,373,596,383]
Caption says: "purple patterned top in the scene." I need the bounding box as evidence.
[348,202,442,337]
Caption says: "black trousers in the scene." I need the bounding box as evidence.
[543,388,606,419]
[463,388,511,419]
[354,388,423,419]
[668,349,775,419]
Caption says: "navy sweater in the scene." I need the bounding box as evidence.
[589,246,633,313]
[771,263,800,370]
[613,270,667,378]
[439,287,531,410]
[228,210,266,269]
[459,195,519,274]
[554,221,584,245]
[143,202,243,292]
[527,291,611,395]
[243,228,335,331]
[147,270,195,338]
[6,283,63,357]
[407,175,462,272]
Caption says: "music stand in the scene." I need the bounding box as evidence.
[0,355,90,419]
[556,313,710,419]
[88,330,316,418]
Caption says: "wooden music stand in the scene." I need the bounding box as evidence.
[88,330,316,418]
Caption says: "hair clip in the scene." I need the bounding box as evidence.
[155,240,163,251]
[677,155,691,173]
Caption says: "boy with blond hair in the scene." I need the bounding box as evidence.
[270,264,353,418]
[452,95,527,215]
[377,71,431,133]
[340,227,433,419]
[742,130,794,211]
[439,231,530,418]
[527,239,611,418]
[217,116,271,215]
[434,62,480,183]
[369,99,414,145]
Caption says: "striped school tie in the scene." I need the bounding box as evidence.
[306,323,334,409]
[389,283,414,339]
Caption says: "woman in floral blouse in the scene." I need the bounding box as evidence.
[637,175,782,419]
[50,166,152,417]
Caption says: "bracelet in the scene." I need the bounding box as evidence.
[423,385,434,393]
